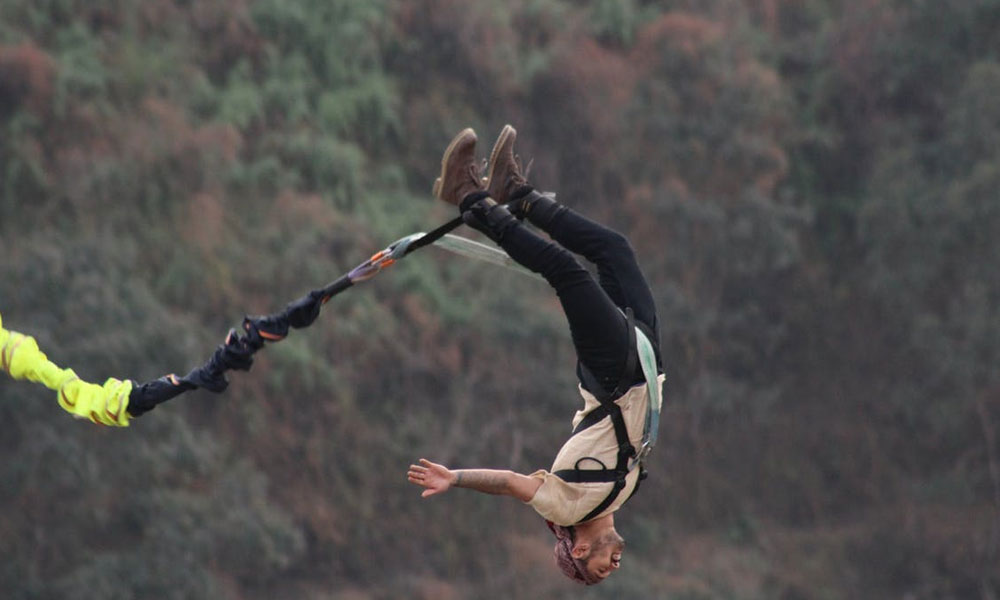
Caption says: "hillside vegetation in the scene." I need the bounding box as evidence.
[1,1,998,598]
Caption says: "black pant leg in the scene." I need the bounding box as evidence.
[496,221,631,389]
[525,196,661,366]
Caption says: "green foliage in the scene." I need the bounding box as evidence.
[51,22,109,114]
[258,51,316,124]
[589,0,640,45]
[217,59,264,129]
[0,113,49,218]
[317,73,398,142]
[945,60,1000,169]
[249,0,398,149]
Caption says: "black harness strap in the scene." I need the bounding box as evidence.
[554,308,646,524]
[400,216,465,255]
[126,215,470,417]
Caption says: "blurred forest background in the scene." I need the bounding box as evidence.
[1,0,998,598]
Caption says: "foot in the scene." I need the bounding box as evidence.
[484,124,532,210]
[432,128,484,206]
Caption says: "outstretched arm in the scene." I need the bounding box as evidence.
[407,458,542,502]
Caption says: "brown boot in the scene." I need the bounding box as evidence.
[432,128,484,206]
[484,124,532,209]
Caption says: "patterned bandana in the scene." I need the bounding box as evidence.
[546,521,601,585]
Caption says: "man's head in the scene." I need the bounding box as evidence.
[547,521,625,585]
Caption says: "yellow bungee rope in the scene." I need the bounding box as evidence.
[0,311,132,426]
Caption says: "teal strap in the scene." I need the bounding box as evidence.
[633,326,661,463]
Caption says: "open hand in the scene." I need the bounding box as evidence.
[407,458,456,498]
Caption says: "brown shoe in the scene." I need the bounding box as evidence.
[432,128,484,205]
[484,124,529,206]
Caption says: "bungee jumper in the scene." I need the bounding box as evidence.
[407,126,665,585]
[0,197,516,425]
[2,122,664,586]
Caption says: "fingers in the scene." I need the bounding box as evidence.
[408,461,431,491]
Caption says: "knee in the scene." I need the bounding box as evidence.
[599,230,635,260]
[548,247,589,277]
[540,247,590,283]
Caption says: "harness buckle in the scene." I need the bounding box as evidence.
[635,440,652,461]
[618,440,637,466]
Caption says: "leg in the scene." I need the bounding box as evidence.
[492,217,633,391]
[524,192,659,341]
[432,127,637,391]
[482,125,659,350]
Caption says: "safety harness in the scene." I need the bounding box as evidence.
[553,308,662,523]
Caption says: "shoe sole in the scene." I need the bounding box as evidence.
[433,127,476,202]
[485,124,516,190]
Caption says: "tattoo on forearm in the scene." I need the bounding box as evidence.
[453,470,510,495]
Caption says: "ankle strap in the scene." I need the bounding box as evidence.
[459,190,492,212]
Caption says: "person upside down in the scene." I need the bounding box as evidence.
[407,125,665,585]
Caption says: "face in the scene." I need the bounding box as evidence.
[582,530,625,581]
